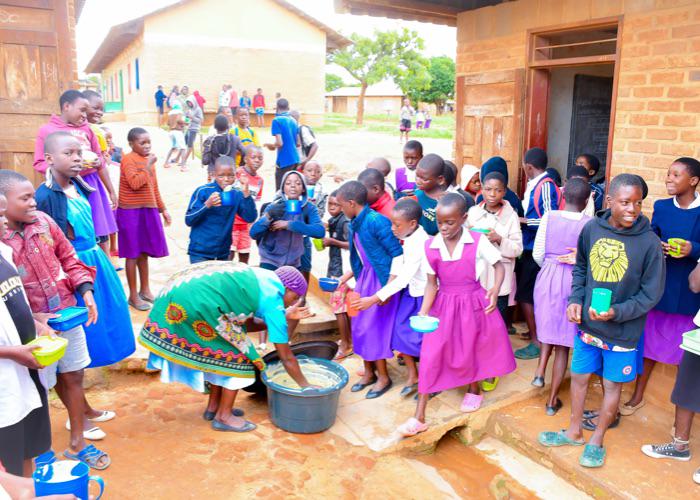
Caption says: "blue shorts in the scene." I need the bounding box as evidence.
[571,334,637,383]
[255,107,264,116]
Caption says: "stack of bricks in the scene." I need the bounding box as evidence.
[611,4,700,211]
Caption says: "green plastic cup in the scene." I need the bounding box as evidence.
[668,238,685,258]
[471,228,490,234]
[312,238,325,251]
[591,288,612,314]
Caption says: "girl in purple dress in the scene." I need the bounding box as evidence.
[337,181,403,400]
[398,193,516,437]
[532,178,591,416]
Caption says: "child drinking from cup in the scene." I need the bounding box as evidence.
[398,193,515,436]
[186,155,257,264]
[622,157,700,416]
[117,128,171,311]
[336,181,403,399]
[539,174,664,468]
[531,178,591,414]
[230,146,264,264]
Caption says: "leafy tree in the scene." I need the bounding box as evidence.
[410,56,455,114]
[328,29,430,125]
[325,73,345,92]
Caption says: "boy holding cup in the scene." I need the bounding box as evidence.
[538,174,665,468]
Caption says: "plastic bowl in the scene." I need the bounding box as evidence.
[318,278,339,292]
[409,315,439,333]
[312,238,325,251]
[471,228,491,234]
[47,307,88,332]
[27,336,68,367]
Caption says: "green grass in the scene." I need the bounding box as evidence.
[314,112,454,139]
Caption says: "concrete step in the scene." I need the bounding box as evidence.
[483,382,700,499]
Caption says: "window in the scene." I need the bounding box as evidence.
[135,58,140,90]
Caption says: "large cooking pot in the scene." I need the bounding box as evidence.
[242,340,339,395]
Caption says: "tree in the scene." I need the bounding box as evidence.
[325,74,345,92]
[410,56,455,114]
[328,29,431,125]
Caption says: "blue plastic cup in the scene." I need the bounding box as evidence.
[33,461,104,500]
[221,190,234,206]
[307,186,315,199]
[286,199,301,214]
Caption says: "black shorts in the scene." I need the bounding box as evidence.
[515,250,540,304]
[185,129,198,148]
[672,350,700,413]
[0,372,51,476]
[400,119,411,132]
[230,106,239,116]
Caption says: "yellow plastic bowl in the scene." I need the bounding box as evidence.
[27,336,68,367]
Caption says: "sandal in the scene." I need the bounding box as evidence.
[333,349,353,361]
[65,421,106,441]
[212,419,257,432]
[399,383,418,398]
[531,376,545,388]
[545,398,563,416]
[203,408,245,421]
[89,410,116,423]
[514,343,541,360]
[138,293,155,304]
[460,393,484,413]
[538,430,585,447]
[397,417,429,437]
[582,412,621,432]
[128,299,151,311]
[579,444,606,468]
[619,400,645,416]
[64,444,111,470]
[481,377,499,392]
[351,377,377,393]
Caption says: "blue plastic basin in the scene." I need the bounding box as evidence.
[48,307,89,332]
[262,358,349,434]
[318,278,339,292]
[409,315,439,333]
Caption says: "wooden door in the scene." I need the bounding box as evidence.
[0,0,77,184]
[454,69,525,192]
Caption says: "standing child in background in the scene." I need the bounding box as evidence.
[358,168,395,218]
[118,128,171,311]
[202,114,245,176]
[515,147,562,361]
[467,171,523,347]
[366,157,395,197]
[324,191,353,360]
[566,166,598,217]
[622,157,700,416]
[101,126,121,260]
[398,194,515,436]
[539,174,664,468]
[352,198,428,398]
[232,108,259,165]
[266,99,300,190]
[164,117,187,168]
[185,155,257,264]
[291,111,319,168]
[414,154,448,235]
[423,108,432,129]
[181,97,203,171]
[415,109,425,129]
[337,181,403,400]
[239,90,251,110]
[253,88,266,128]
[399,98,415,144]
[532,178,591,414]
[576,153,605,212]
[230,146,265,264]
[33,90,118,252]
[0,171,111,470]
[37,131,135,369]
[396,140,423,197]
[461,164,481,200]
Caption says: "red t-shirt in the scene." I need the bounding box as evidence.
[370,191,395,219]
[229,90,239,107]
[252,94,265,108]
[233,167,263,229]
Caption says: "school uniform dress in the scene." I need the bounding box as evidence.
[395,167,416,194]
[419,231,516,394]
[117,152,169,259]
[643,196,700,365]
[66,193,135,366]
[533,211,591,347]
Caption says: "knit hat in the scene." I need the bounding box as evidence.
[461,164,480,190]
[524,147,548,170]
[274,266,308,297]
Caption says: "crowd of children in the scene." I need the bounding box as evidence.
[2,87,700,488]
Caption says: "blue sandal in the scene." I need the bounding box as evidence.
[579,444,606,468]
[64,444,111,470]
[538,430,585,447]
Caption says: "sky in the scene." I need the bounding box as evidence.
[76,0,456,81]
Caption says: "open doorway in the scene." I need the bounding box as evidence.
[524,18,621,191]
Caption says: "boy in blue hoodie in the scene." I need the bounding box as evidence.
[250,170,324,271]
[539,173,664,469]
[185,155,257,263]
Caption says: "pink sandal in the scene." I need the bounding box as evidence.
[460,393,484,413]
[397,417,429,437]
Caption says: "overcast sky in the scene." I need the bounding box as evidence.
[76,0,456,81]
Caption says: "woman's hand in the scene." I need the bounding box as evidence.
[286,299,314,321]
[83,290,98,326]
[589,306,615,322]
[162,210,172,227]
[352,295,379,311]
[205,192,221,208]
[484,287,498,314]
[271,220,289,231]
[567,303,582,324]
[557,247,577,265]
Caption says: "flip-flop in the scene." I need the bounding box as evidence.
[582,412,621,431]
[65,421,106,441]
[538,430,585,447]
[128,299,151,311]
[366,380,393,399]
[63,444,111,470]
[619,400,645,416]
[579,444,606,468]
[399,383,418,398]
[211,419,257,432]
[397,417,429,437]
[460,393,484,413]
[89,410,116,423]
[203,408,245,421]
[333,349,354,361]
[138,293,155,304]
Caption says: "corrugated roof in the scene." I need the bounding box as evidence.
[84,0,351,73]
[326,81,404,97]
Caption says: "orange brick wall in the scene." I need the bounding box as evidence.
[455,0,700,210]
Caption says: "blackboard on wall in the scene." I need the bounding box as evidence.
[568,74,613,183]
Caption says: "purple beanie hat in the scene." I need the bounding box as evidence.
[274,266,308,297]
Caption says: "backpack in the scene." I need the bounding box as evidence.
[533,177,563,217]
[300,125,316,157]
[202,134,231,166]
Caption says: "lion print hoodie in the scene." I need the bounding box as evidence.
[568,210,665,349]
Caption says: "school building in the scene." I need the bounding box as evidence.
[85,0,351,126]
[0,0,85,185]
[326,80,405,115]
[337,0,700,212]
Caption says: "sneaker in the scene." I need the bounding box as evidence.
[693,467,700,485]
[641,441,691,461]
